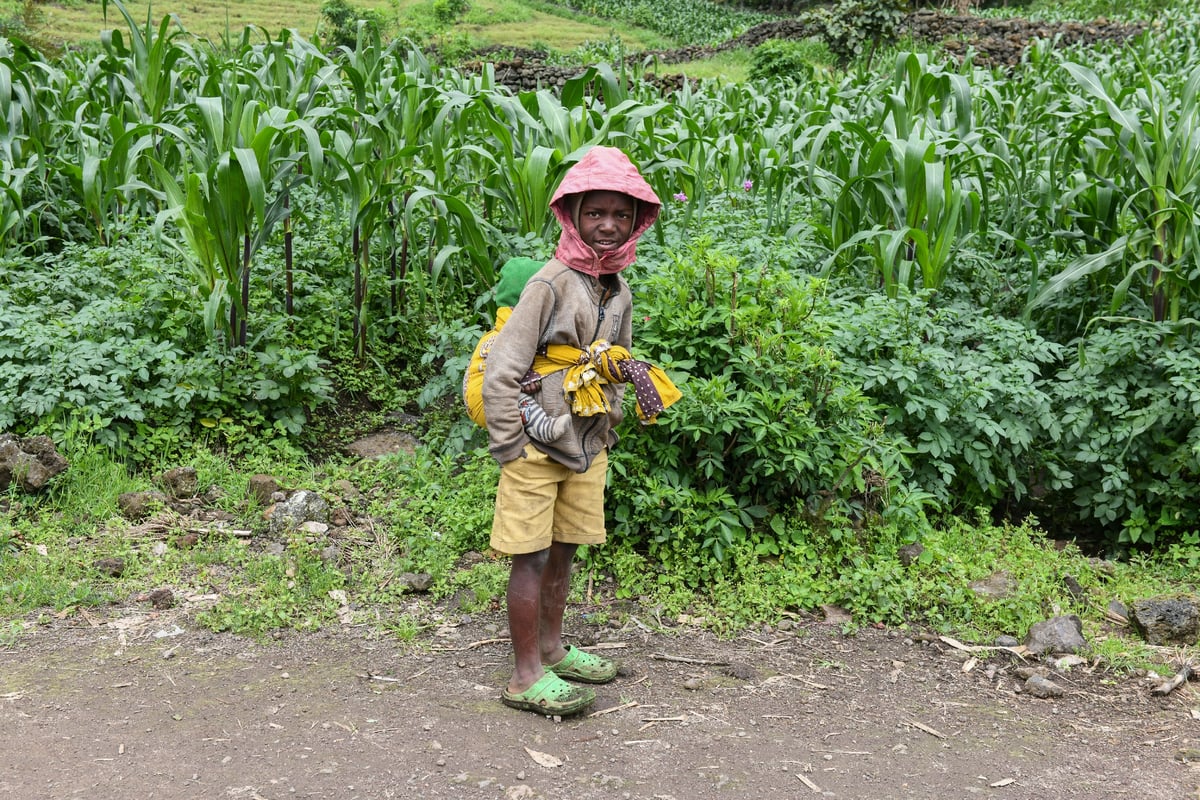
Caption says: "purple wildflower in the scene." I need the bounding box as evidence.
[673,192,688,202]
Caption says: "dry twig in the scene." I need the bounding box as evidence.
[650,653,729,666]
[1151,664,1193,696]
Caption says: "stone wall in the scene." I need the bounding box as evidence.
[465,11,1149,94]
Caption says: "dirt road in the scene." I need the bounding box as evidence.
[1,608,1197,800]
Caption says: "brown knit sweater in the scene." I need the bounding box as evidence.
[481,258,631,472]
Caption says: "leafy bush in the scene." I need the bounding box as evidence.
[0,242,332,460]
[1049,324,1200,547]
[609,237,909,562]
[321,0,389,50]
[818,0,907,67]
[748,39,817,83]
[831,292,1065,511]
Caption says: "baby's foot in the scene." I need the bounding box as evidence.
[519,395,571,443]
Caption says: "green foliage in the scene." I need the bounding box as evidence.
[831,292,1066,510]
[432,0,470,27]
[0,241,332,460]
[0,0,53,52]
[592,505,1120,644]
[610,236,908,562]
[1026,62,1200,326]
[748,39,816,83]
[899,514,1101,638]
[5,1,1200,547]
[418,314,487,453]
[1049,324,1200,548]
[558,0,772,45]
[548,33,629,67]
[320,0,389,50]
[357,448,497,594]
[818,0,907,68]
[197,536,346,634]
[1022,0,1182,21]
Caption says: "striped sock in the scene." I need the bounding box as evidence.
[518,395,570,443]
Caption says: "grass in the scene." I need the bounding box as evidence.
[660,47,752,83]
[31,0,353,46]
[23,0,671,52]
[2,407,1197,677]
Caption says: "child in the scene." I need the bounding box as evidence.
[482,146,662,716]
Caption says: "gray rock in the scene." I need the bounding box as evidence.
[1025,615,1086,655]
[897,542,924,566]
[400,572,434,592]
[1023,674,1064,698]
[0,434,68,492]
[994,634,1020,648]
[1107,599,1129,622]
[344,430,420,460]
[247,474,282,506]
[157,466,199,499]
[94,557,125,577]
[266,490,329,536]
[144,587,175,609]
[970,571,1016,600]
[723,663,757,681]
[117,491,168,521]
[331,479,364,503]
[1129,596,1200,646]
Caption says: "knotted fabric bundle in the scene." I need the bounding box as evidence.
[532,340,681,424]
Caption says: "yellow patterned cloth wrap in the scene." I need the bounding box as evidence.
[463,306,512,428]
[532,340,682,424]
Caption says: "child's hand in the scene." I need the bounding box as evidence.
[519,368,543,394]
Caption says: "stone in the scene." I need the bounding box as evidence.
[898,542,924,566]
[145,587,175,609]
[1023,674,1064,698]
[0,434,68,492]
[118,491,168,520]
[400,572,434,592]
[723,663,757,681]
[1107,599,1129,621]
[247,474,282,506]
[344,430,421,460]
[157,466,199,499]
[1129,596,1200,646]
[1025,615,1086,655]
[331,479,364,503]
[94,557,125,577]
[266,490,330,536]
[969,571,1016,600]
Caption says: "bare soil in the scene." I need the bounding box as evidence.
[2,602,1197,800]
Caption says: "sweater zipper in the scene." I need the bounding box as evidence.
[581,282,611,472]
[591,284,610,343]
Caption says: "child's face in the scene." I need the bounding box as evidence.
[577,191,636,254]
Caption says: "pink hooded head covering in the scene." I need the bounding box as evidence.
[550,146,661,277]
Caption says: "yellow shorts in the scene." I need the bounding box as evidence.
[490,445,608,555]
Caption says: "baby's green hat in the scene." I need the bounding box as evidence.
[495,257,543,306]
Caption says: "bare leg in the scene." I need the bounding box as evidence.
[506,549,549,694]
[538,541,578,665]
